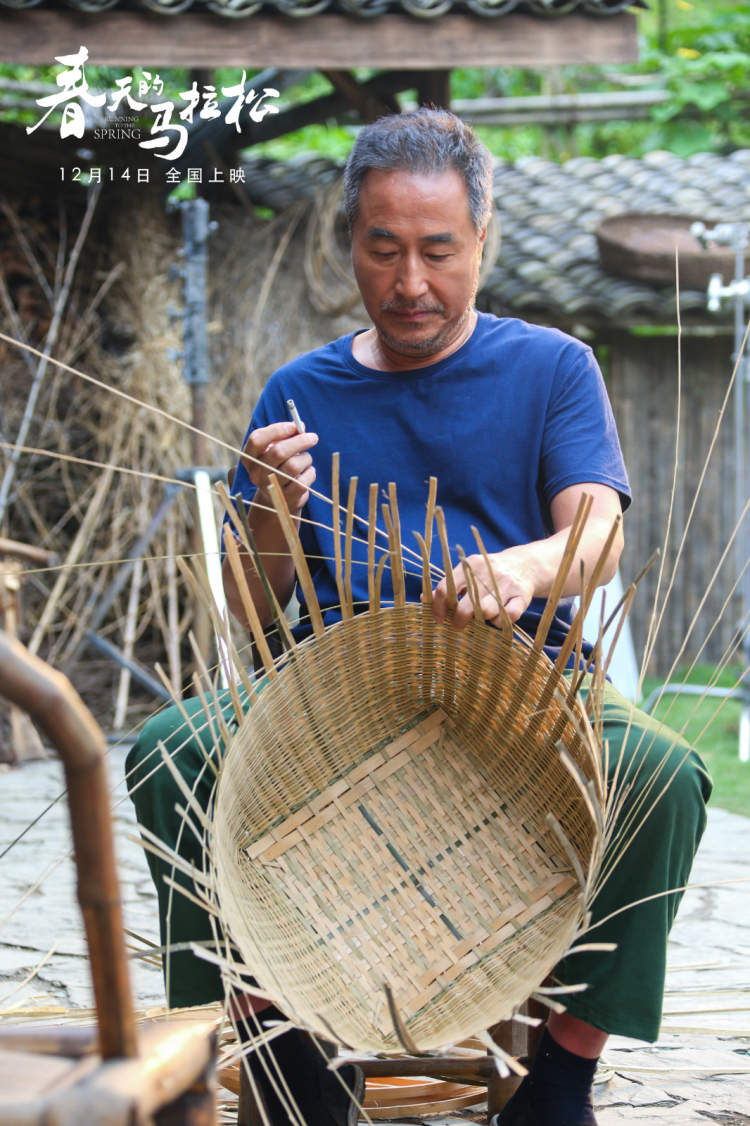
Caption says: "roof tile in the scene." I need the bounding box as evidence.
[240,145,750,325]
[0,0,642,14]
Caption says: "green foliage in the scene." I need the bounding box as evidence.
[451,66,542,100]
[1,3,749,164]
[251,122,359,162]
[649,50,750,153]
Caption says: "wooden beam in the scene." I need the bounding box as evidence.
[0,11,639,69]
[452,89,670,126]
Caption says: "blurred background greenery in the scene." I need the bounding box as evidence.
[642,665,748,817]
[2,1,749,163]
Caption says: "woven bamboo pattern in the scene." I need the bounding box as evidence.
[211,472,607,1053]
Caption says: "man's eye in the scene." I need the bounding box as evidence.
[427,253,451,262]
[373,250,396,259]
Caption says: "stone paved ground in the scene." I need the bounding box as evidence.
[1,744,749,1123]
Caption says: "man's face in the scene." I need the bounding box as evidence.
[350,167,486,364]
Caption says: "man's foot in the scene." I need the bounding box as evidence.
[239,1007,364,1126]
[490,1075,535,1125]
[489,1029,598,1126]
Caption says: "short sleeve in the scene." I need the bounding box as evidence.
[541,344,631,512]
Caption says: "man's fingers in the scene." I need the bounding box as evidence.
[284,464,316,504]
[499,596,526,623]
[452,589,506,631]
[242,422,319,503]
[433,571,527,629]
[266,432,318,469]
[243,423,318,467]
[243,420,297,455]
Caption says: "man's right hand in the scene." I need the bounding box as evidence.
[242,420,319,515]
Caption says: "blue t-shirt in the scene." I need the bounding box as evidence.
[227,312,631,662]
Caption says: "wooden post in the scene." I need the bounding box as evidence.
[320,69,400,121]
[416,69,451,109]
[487,1018,525,1117]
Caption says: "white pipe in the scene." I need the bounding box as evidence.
[193,469,232,689]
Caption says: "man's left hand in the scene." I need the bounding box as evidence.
[431,547,536,631]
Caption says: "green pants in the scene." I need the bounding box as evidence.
[125,678,711,1040]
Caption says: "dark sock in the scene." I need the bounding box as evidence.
[525,1028,598,1126]
[238,1005,306,1123]
[237,1006,362,1126]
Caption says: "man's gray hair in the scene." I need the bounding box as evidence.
[342,108,493,235]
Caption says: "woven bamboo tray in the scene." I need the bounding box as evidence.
[212,604,603,1054]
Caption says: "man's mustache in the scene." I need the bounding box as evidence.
[381,301,445,314]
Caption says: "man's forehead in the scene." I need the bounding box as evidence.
[356,167,472,225]
[359,165,465,196]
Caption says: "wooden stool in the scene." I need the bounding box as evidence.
[0,631,220,1126]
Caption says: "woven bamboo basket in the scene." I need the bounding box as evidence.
[211,473,608,1055]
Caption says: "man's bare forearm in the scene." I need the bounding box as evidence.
[505,513,623,603]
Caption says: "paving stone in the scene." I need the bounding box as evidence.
[0,745,163,1013]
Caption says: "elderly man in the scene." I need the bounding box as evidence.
[127,109,711,1126]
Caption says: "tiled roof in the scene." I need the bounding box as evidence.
[240,148,750,326]
[483,149,750,325]
[0,0,642,16]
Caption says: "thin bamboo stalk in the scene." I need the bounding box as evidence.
[113,552,143,730]
[28,459,118,656]
[267,477,325,639]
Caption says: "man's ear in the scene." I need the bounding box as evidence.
[479,225,488,247]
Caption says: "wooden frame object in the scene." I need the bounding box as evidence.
[0,11,638,68]
[0,631,220,1125]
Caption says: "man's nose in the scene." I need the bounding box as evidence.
[394,254,429,300]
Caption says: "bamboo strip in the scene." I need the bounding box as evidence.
[456,548,487,627]
[222,530,278,678]
[267,479,325,639]
[387,483,406,610]
[434,508,457,613]
[113,550,144,731]
[343,476,358,621]
[331,452,346,615]
[470,526,514,656]
[533,493,593,654]
[368,482,378,613]
[553,515,622,676]
[164,508,182,693]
